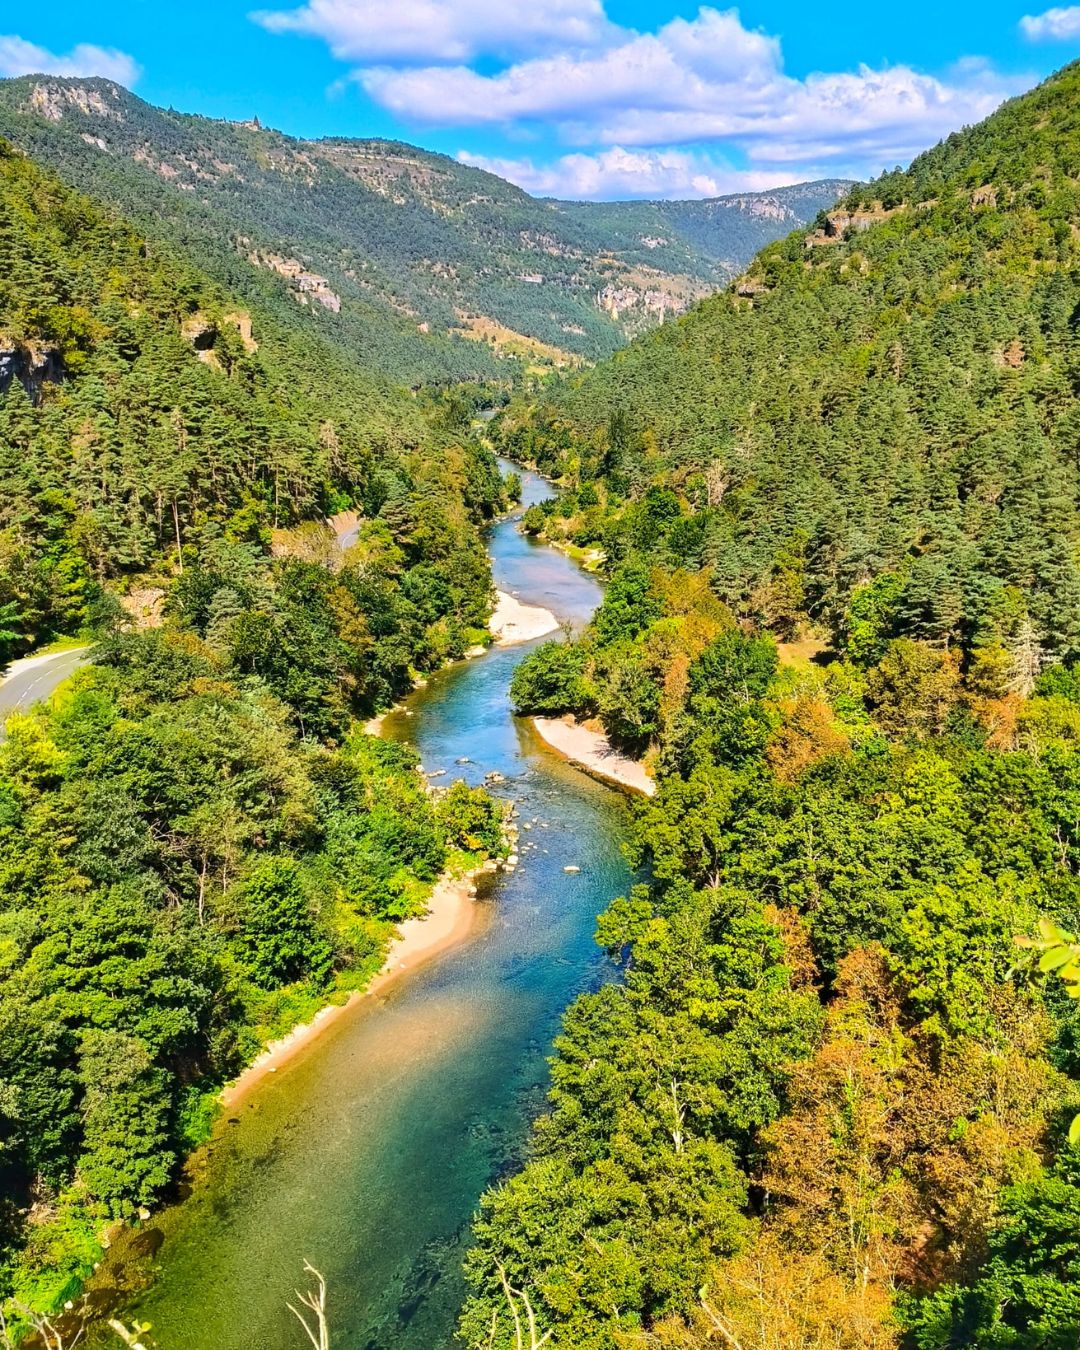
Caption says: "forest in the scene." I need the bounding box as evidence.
[0,135,509,1319]
[500,60,1080,672]
[0,75,845,379]
[0,134,504,666]
[460,61,1080,1349]
[7,29,1080,1350]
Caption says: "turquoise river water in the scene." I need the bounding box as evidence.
[100,464,634,1348]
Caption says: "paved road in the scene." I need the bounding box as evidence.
[0,647,91,736]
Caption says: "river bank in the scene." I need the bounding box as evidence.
[221,579,544,1102]
[99,458,632,1350]
[490,588,560,645]
[267,584,559,1089]
[221,862,496,1108]
[363,588,557,736]
[533,714,656,797]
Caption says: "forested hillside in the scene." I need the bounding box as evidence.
[0,76,845,378]
[0,134,504,665]
[0,136,510,1321]
[503,60,1080,669]
[462,61,1080,1349]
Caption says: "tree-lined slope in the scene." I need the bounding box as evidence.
[0,133,511,1325]
[461,61,1080,1350]
[0,133,505,665]
[505,60,1080,667]
[0,76,846,378]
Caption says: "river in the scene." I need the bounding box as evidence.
[100,464,633,1349]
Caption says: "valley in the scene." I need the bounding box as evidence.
[0,75,847,380]
[3,35,1080,1350]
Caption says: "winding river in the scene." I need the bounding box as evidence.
[102,464,633,1348]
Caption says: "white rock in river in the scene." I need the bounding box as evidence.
[564,865,580,874]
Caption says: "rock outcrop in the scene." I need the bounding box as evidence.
[179,311,259,364]
[805,203,900,249]
[248,252,342,313]
[28,80,124,124]
[0,341,62,398]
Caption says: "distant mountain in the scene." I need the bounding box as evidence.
[0,76,847,382]
[555,182,855,279]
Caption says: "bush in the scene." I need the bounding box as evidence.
[510,640,589,715]
[437,780,504,855]
[522,504,546,535]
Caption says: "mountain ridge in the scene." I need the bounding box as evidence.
[0,75,848,381]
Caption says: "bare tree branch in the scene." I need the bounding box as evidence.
[287,1261,330,1350]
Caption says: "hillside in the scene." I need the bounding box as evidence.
[461,61,1080,1350]
[0,130,517,1326]
[0,133,502,665]
[0,76,845,380]
[504,60,1080,665]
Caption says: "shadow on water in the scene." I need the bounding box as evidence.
[91,464,633,1349]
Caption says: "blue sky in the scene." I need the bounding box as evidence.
[2,2,1078,198]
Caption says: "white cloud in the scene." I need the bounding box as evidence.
[459,146,798,199]
[361,8,1015,174]
[252,0,613,64]
[256,1,1029,194]
[360,10,780,127]
[0,35,141,85]
[1020,5,1080,39]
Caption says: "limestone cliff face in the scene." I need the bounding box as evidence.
[0,342,62,398]
[28,80,124,124]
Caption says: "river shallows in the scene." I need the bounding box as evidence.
[110,466,633,1349]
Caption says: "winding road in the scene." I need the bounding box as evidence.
[0,646,90,736]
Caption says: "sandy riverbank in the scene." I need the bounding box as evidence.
[533,714,656,797]
[221,866,490,1107]
[490,589,560,645]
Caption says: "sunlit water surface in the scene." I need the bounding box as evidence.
[98,465,632,1349]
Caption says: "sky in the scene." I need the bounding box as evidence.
[1,2,1078,200]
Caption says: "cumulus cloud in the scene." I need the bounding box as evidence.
[0,34,141,85]
[252,0,613,64]
[360,10,780,127]
[1020,5,1080,39]
[361,8,1014,173]
[256,1,1027,194]
[459,146,798,200]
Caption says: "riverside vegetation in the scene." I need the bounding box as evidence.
[8,36,1080,1350]
[0,136,508,1324]
[463,61,1080,1349]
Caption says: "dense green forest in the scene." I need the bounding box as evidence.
[0,134,503,666]
[501,61,1080,671]
[0,627,504,1315]
[10,33,1080,1350]
[0,136,511,1322]
[0,76,845,377]
[461,62,1080,1349]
